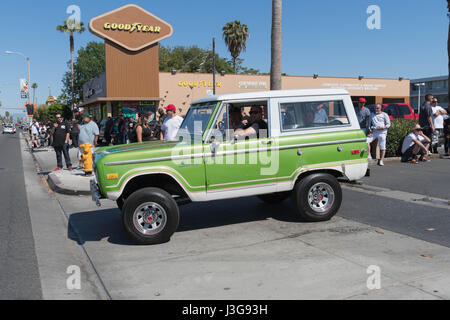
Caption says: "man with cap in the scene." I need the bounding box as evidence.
[355,98,371,135]
[401,124,431,163]
[161,104,184,141]
[78,112,99,169]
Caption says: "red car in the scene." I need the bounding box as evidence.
[366,103,418,120]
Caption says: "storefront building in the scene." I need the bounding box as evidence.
[80,4,410,120]
[160,73,410,116]
[80,4,173,122]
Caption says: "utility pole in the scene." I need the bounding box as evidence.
[213,37,216,95]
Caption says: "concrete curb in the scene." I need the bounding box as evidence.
[46,172,92,196]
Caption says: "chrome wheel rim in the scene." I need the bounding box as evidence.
[307,183,335,213]
[133,202,167,235]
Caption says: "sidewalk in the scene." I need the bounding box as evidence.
[27,137,93,195]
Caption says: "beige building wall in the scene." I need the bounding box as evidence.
[159,72,410,115]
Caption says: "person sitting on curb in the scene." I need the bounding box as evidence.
[366,104,391,166]
[401,124,431,163]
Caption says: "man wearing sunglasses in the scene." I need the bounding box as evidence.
[51,114,72,171]
[234,106,268,139]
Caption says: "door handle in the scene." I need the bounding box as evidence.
[261,140,273,145]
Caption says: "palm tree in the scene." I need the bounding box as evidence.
[31,83,37,104]
[222,21,249,74]
[271,0,282,90]
[57,19,85,110]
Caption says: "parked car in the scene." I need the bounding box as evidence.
[2,124,16,134]
[366,103,418,120]
[91,89,369,244]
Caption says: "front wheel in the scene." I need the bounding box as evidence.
[122,187,179,245]
[292,173,342,222]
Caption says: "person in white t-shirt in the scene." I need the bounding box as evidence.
[431,98,448,153]
[30,119,41,148]
[161,104,184,141]
[366,104,391,166]
[401,124,431,163]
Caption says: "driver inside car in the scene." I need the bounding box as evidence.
[234,106,268,139]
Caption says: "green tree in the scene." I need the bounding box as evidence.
[61,41,105,106]
[34,104,49,122]
[31,83,38,104]
[5,111,10,118]
[47,101,71,122]
[159,45,234,74]
[57,20,86,109]
[271,0,282,90]
[222,21,250,74]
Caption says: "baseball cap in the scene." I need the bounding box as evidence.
[82,112,90,118]
[412,124,424,131]
[358,98,366,103]
[165,104,176,112]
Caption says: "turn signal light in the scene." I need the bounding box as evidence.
[106,174,119,180]
[351,149,361,155]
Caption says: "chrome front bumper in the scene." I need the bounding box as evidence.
[90,179,102,207]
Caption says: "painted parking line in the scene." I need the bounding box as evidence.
[342,183,450,210]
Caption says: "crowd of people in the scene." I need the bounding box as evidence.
[355,95,450,166]
[28,104,185,171]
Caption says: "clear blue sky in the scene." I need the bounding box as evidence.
[0,0,448,118]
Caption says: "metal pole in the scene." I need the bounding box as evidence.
[27,57,31,105]
[212,37,216,95]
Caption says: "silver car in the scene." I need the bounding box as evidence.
[2,124,16,134]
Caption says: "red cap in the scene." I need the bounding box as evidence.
[165,104,176,112]
[359,98,366,103]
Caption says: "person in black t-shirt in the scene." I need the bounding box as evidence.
[51,114,72,171]
[234,106,268,139]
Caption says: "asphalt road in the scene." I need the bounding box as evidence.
[0,130,42,299]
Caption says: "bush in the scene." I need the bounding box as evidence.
[385,119,418,157]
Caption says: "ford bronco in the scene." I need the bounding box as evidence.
[91,89,369,244]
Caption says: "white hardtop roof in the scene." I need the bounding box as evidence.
[192,89,350,104]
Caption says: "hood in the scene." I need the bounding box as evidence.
[98,140,180,155]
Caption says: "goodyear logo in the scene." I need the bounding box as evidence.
[104,22,161,34]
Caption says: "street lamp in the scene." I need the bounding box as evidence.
[414,82,425,115]
[5,51,31,105]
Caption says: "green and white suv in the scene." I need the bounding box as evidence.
[91,89,369,244]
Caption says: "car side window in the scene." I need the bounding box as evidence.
[384,105,398,117]
[280,100,350,131]
[397,105,411,116]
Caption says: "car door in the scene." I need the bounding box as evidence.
[203,101,279,200]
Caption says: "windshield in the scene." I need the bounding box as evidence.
[177,102,217,139]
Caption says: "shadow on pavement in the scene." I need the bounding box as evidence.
[67,197,310,245]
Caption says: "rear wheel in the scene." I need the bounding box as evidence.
[257,191,291,204]
[122,187,179,245]
[292,173,342,222]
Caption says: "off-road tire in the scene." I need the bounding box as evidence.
[122,187,179,245]
[292,173,342,221]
